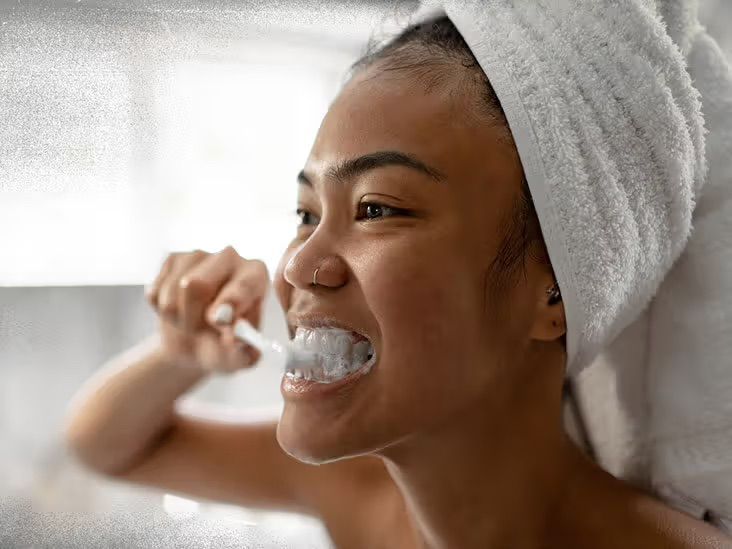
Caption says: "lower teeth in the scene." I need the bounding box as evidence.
[286,354,374,384]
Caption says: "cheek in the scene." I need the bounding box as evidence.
[358,238,498,425]
[361,237,482,369]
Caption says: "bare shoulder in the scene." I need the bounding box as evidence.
[622,495,732,548]
[554,465,732,549]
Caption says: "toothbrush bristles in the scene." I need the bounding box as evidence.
[289,349,321,372]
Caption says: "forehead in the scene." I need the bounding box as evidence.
[306,67,520,188]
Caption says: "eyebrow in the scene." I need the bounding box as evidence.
[297,150,446,187]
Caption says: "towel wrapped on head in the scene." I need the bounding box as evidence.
[408,0,731,532]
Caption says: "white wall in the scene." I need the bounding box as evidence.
[0,0,410,286]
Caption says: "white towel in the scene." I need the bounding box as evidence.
[408,0,731,532]
[644,0,732,531]
[575,1,732,531]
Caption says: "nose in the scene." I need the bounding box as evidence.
[283,240,348,291]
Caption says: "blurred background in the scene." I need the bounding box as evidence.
[1,1,730,547]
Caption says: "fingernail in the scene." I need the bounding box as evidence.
[212,303,234,325]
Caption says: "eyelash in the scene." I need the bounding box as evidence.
[295,208,318,226]
[295,202,407,226]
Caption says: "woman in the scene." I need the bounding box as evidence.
[63,9,732,549]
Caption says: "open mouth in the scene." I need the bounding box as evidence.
[285,326,376,384]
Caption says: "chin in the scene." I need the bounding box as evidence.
[276,408,350,465]
[276,405,397,466]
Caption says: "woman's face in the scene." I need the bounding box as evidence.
[273,66,547,464]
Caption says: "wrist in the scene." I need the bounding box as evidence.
[136,335,208,387]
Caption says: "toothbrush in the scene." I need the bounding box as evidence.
[233,319,321,372]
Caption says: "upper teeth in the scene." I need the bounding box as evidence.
[293,327,372,363]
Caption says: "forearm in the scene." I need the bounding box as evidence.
[62,334,208,475]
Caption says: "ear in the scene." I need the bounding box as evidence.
[529,273,566,342]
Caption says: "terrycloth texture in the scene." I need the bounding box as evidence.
[620,1,732,530]
[572,1,732,531]
[412,0,707,378]
[408,0,731,533]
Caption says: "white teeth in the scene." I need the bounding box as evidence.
[322,332,337,354]
[336,334,351,357]
[295,327,359,355]
[288,326,375,384]
[352,340,371,364]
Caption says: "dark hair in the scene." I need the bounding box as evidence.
[347,15,551,293]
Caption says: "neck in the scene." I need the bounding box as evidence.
[379,345,580,549]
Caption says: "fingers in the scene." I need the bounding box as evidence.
[177,247,239,332]
[206,259,269,365]
[144,246,270,373]
[220,331,260,372]
[144,253,175,310]
[205,259,269,330]
[146,246,237,333]
[213,313,262,366]
[154,250,208,326]
[193,331,253,373]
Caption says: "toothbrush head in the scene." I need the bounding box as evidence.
[232,318,323,373]
[287,348,322,372]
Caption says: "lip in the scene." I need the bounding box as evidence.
[287,312,371,343]
[280,354,377,401]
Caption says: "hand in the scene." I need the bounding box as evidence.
[144,246,269,374]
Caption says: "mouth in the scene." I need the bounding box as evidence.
[285,317,376,385]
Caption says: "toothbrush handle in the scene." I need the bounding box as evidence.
[233,319,316,371]
[233,320,283,354]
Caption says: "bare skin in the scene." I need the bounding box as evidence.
[63,63,732,548]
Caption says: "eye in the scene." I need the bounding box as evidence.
[295,208,319,226]
[356,202,405,221]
